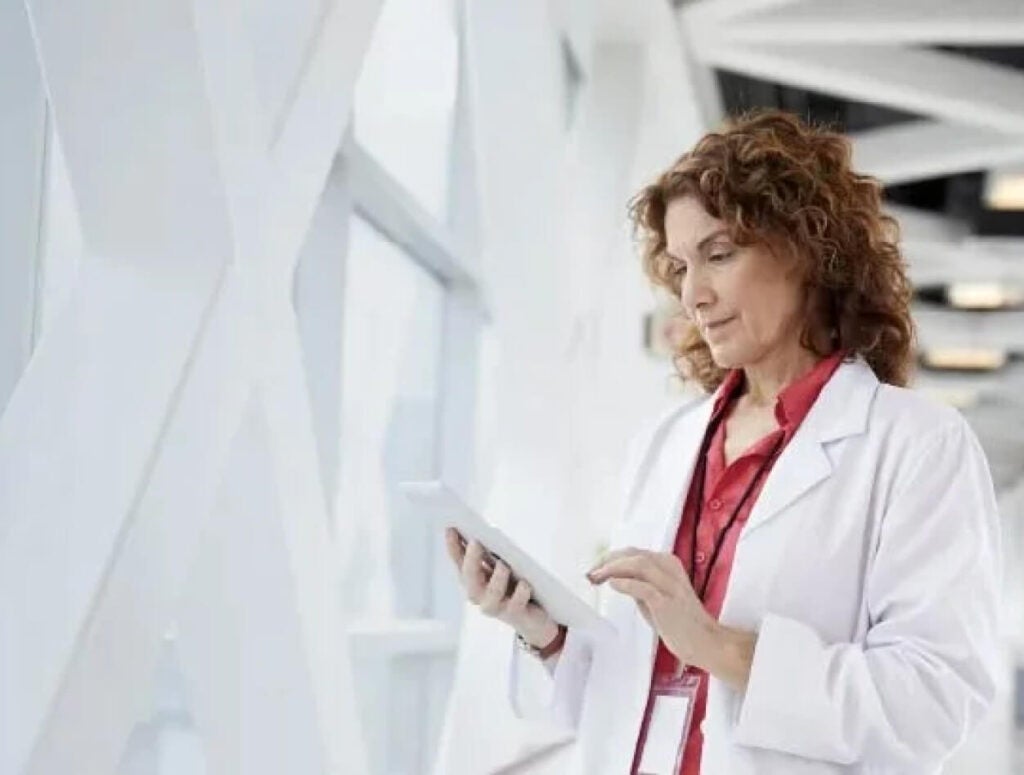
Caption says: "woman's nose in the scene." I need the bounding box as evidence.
[680,266,715,313]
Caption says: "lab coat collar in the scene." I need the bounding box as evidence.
[741,353,878,540]
[798,352,877,443]
[639,354,880,551]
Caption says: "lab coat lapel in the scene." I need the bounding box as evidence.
[740,357,878,541]
[643,397,715,553]
[621,396,714,674]
[741,433,831,541]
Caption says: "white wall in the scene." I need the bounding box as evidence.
[1,1,376,773]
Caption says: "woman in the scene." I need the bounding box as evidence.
[445,110,1002,774]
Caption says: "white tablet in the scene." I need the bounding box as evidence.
[399,480,615,637]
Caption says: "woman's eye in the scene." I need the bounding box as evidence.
[709,251,733,262]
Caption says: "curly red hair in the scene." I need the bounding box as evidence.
[629,109,916,391]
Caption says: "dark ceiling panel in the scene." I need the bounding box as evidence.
[712,65,1024,235]
[715,69,921,133]
[935,45,1024,73]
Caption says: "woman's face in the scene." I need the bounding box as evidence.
[664,196,807,370]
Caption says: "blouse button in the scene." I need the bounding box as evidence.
[708,498,723,510]
[695,551,707,564]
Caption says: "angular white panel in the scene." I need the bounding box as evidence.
[0,0,47,414]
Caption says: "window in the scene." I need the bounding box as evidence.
[0,0,48,416]
[294,3,480,769]
[336,215,446,619]
[353,0,459,219]
[334,214,461,774]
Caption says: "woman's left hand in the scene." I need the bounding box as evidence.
[587,547,721,668]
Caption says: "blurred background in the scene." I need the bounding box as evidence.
[1,0,1022,773]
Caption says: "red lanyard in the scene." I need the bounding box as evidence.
[688,397,784,602]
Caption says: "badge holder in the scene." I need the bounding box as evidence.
[634,671,700,775]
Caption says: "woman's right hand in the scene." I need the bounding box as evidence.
[444,527,561,649]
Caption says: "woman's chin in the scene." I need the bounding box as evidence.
[708,344,744,370]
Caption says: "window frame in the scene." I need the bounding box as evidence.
[330,0,485,769]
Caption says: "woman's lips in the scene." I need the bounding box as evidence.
[704,316,735,336]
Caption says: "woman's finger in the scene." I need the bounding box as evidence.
[479,560,512,616]
[444,528,466,568]
[609,577,662,607]
[648,550,688,580]
[591,554,675,594]
[587,546,643,575]
[636,599,654,626]
[503,578,532,621]
[462,539,489,600]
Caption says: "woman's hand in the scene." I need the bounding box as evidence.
[587,547,757,689]
[444,527,560,649]
[587,547,715,665]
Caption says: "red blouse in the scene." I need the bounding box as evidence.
[630,350,847,775]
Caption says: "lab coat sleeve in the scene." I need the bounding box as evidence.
[507,626,595,731]
[733,418,1003,768]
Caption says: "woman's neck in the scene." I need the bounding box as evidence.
[740,347,823,408]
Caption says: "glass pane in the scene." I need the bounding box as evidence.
[0,0,47,417]
[117,637,208,775]
[336,215,445,620]
[354,0,458,219]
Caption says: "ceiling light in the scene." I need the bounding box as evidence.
[946,282,1024,310]
[920,348,1008,372]
[985,170,1024,210]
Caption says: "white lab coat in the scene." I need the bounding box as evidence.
[508,356,1002,773]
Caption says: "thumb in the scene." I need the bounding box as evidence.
[636,600,653,627]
